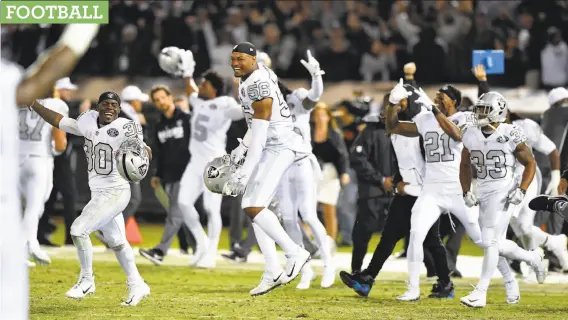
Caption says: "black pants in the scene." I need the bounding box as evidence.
[440,214,465,273]
[363,194,451,284]
[40,152,78,244]
[351,197,389,272]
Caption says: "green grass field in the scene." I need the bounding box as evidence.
[28,223,568,319]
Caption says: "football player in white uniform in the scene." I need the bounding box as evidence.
[267,50,335,289]
[161,47,244,268]
[386,81,543,302]
[28,91,151,306]
[19,93,69,266]
[2,24,100,320]
[459,92,547,308]
[226,42,311,295]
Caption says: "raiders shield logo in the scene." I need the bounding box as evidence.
[207,166,219,179]
[138,164,148,176]
[107,128,119,137]
[209,104,217,110]
[497,135,510,143]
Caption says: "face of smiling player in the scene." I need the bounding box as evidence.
[97,99,120,124]
[231,52,257,78]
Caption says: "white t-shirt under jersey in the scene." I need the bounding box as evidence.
[19,98,69,158]
[237,64,308,153]
[414,111,475,192]
[188,93,243,162]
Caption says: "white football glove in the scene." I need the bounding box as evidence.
[508,188,525,205]
[223,169,248,197]
[415,87,435,111]
[178,49,196,78]
[230,138,247,164]
[463,191,479,207]
[300,50,325,76]
[545,170,561,196]
[389,78,411,104]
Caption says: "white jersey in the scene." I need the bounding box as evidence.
[414,111,475,191]
[237,64,307,152]
[512,118,556,176]
[19,98,69,158]
[287,88,312,152]
[75,111,144,190]
[188,93,242,161]
[462,123,525,196]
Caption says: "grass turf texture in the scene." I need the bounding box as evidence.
[29,223,568,319]
[31,258,568,319]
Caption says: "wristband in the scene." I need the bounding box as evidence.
[432,106,440,115]
[520,189,527,194]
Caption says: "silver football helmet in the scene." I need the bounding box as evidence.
[203,155,240,195]
[116,138,149,182]
[474,91,508,126]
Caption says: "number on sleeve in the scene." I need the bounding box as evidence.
[193,114,210,142]
[19,109,46,141]
[469,150,507,180]
[84,139,114,175]
[510,128,526,145]
[423,132,454,163]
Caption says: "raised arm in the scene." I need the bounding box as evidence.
[29,100,82,136]
[432,106,463,141]
[385,102,420,137]
[17,24,99,106]
[514,142,537,192]
[300,50,325,110]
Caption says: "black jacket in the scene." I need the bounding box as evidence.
[153,107,191,183]
[350,121,394,198]
[311,125,350,176]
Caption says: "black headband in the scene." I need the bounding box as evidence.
[232,42,256,56]
[439,85,461,104]
[98,91,121,105]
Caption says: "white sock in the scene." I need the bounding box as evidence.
[252,222,282,278]
[183,207,208,251]
[207,211,222,256]
[304,216,332,266]
[407,261,421,289]
[72,235,93,280]
[531,226,549,248]
[282,218,302,246]
[253,208,299,256]
[112,243,143,284]
[499,239,535,263]
[496,257,515,283]
[407,233,423,289]
[477,246,499,291]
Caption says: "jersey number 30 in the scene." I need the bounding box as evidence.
[84,139,113,175]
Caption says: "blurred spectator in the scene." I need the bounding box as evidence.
[541,27,568,89]
[412,27,447,83]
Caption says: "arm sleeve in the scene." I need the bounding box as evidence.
[224,98,245,121]
[478,80,490,97]
[58,117,83,136]
[508,125,528,150]
[307,74,324,102]
[349,129,384,185]
[240,119,269,177]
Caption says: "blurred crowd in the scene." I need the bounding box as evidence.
[3,0,568,87]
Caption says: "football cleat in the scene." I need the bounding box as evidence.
[504,279,520,304]
[460,287,487,308]
[66,276,96,299]
[250,272,284,296]
[428,279,455,299]
[121,281,150,306]
[139,248,164,266]
[283,248,311,285]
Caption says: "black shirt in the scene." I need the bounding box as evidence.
[153,107,191,183]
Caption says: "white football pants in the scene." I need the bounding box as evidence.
[278,155,332,265]
[19,156,53,250]
[178,158,222,256]
[407,185,482,288]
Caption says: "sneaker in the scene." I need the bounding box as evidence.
[250,271,284,296]
[396,282,420,301]
[428,279,455,299]
[283,248,311,285]
[296,263,316,290]
[339,270,374,297]
[321,264,336,288]
[528,195,567,212]
[221,251,247,263]
[530,248,547,284]
[139,248,164,266]
[460,287,487,308]
[66,276,96,299]
[195,252,216,269]
[188,246,207,266]
[504,279,520,304]
[121,281,150,306]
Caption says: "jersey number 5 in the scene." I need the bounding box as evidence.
[84,139,113,175]
[193,114,210,142]
[424,132,454,162]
